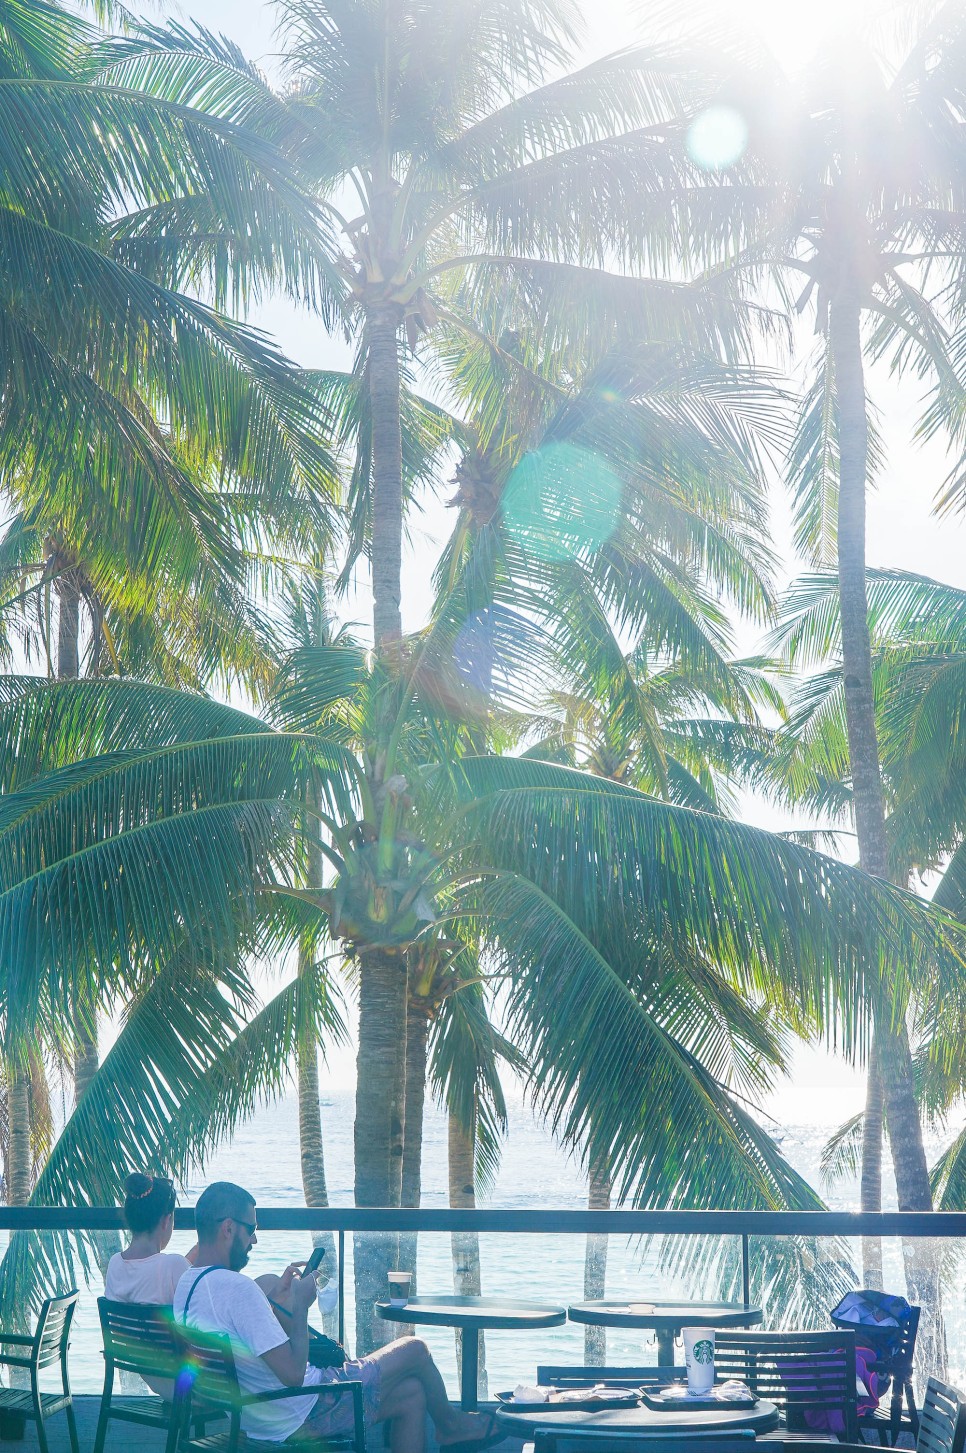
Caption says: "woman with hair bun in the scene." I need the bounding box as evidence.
[104,1173,193,1304]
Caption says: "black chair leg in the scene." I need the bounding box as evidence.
[93,1370,113,1453]
[32,1405,48,1453]
[64,1401,80,1453]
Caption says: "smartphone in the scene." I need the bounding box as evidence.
[305,1246,326,1275]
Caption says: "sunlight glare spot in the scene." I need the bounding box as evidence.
[687,104,748,171]
[502,442,622,562]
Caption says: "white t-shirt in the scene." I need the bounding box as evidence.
[173,1266,322,1442]
[104,1251,190,1305]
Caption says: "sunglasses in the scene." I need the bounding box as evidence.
[222,1216,257,1236]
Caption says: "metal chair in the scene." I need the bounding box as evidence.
[174,1323,366,1453]
[785,1377,965,1453]
[856,1305,921,1445]
[713,1330,859,1441]
[0,1291,79,1453]
[94,1298,223,1453]
[899,1379,964,1453]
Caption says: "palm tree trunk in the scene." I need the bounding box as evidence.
[297,780,338,1332]
[56,573,80,680]
[74,1019,99,1104]
[297,956,339,1337]
[398,992,429,1295]
[353,945,407,1354]
[584,1151,612,1365]
[830,292,940,1366]
[56,569,92,1118]
[830,294,930,1204]
[366,303,404,649]
[298,1015,330,1209]
[449,1110,487,1400]
[54,588,118,1278]
[5,1069,31,1207]
[860,1033,883,1287]
[356,292,406,1352]
[3,1065,32,1380]
[71,1022,120,1279]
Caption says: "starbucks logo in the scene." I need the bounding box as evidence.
[692,1339,714,1364]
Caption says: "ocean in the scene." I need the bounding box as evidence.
[18,1083,966,1397]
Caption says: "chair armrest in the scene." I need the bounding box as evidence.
[0,1335,34,1347]
[242,1380,363,1408]
[0,1353,34,1369]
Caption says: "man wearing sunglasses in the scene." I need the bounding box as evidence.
[174,1180,323,1442]
[175,1181,504,1452]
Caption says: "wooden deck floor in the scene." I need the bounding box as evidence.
[0,1396,521,1453]
[0,1396,162,1453]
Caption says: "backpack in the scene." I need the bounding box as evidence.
[830,1290,913,1364]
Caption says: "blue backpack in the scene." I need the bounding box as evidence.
[830,1290,913,1363]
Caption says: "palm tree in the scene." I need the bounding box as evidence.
[274,0,729,644]
[0,0,343,614]
[519,647,784,1360]
[0,0,347,710]
[401,314,784,1348]
[5,648,966,1342]
[430,963,516,1400]
[0,672,354,1314]
[677,3,966,1227]
[248,0,774,1260]
[0,0,350,1222]
[758,566,966,1353]
[268,619,966,1350]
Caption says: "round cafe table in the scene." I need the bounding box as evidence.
[496,1397,779,1444]
[567,1300,763,1367]
[376,1295,567,1412]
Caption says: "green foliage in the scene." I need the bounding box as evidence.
[0,0,346,692]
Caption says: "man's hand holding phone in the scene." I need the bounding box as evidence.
[304,1246,326,1276]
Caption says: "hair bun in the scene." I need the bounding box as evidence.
[125,1172,154,1199]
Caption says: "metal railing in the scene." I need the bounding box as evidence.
[1,1207,964,1354]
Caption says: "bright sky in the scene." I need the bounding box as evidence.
[153,0,965,1135]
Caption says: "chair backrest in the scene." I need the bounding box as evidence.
[883,1305,921,1380]
[98,1298,181,1383]
[33,1292,78,1372]
[535,1366,686,1388]
[714,1330,859,1441]
[175,1325,242,1414]
[915,1378,966,1453]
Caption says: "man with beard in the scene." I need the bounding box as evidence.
[175,1182,503,1452]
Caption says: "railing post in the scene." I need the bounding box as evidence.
[338,1228,346,1348]
[742,1232,750,1308]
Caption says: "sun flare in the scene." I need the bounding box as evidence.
[582,0,887,67]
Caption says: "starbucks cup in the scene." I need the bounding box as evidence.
[388,1271,412,1307]
[683,1327,715,1395]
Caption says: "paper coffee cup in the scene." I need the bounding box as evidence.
[388,1271,412,1306]
[683,1327,715,1394]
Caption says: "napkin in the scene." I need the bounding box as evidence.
[317,1278,339,1315]
[713,1382,755,1403]
[513,1386,551,1403]
[656,1382,753,1404]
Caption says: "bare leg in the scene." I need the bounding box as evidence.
[256,1274,294,1334]
[369,1339,493,1444]
[375,1375,428,1453]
